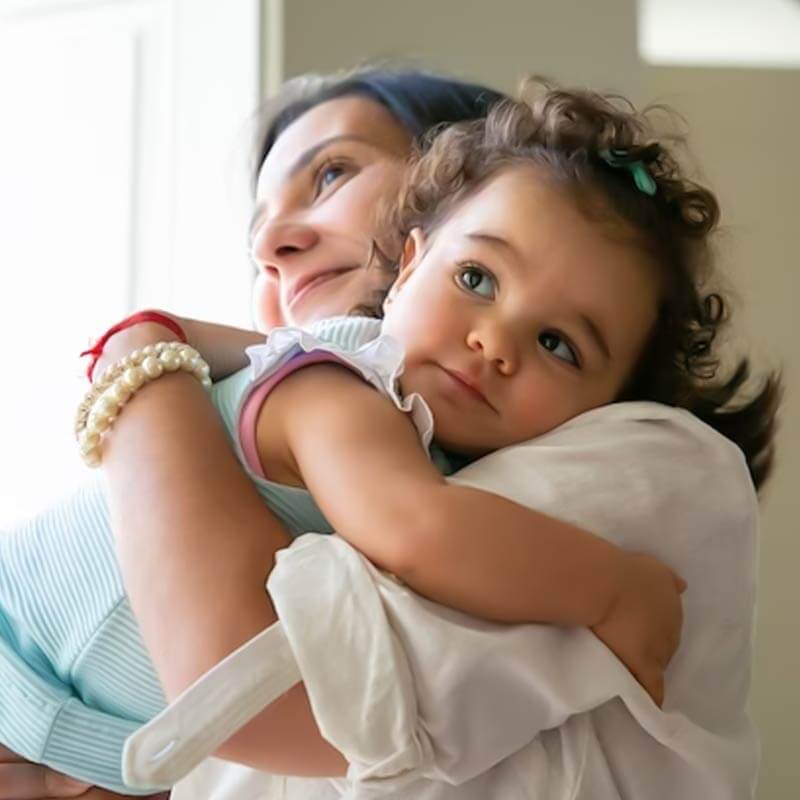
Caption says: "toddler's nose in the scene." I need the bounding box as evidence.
[466,325,518,375]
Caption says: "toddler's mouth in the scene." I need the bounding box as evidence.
[438,367,497,412]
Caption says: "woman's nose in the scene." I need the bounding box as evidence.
[466,323,518,375]
[251,221,320,276]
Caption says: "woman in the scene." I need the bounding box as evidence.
[0,68,767,799]
[0,67,507,799]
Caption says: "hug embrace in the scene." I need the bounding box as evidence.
[0,69,780,800]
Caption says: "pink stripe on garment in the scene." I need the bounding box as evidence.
[237,350,354,479]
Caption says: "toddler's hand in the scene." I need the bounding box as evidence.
[590,552,687,708]
[93,318,185,379]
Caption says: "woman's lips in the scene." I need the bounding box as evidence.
[288,267,356,309]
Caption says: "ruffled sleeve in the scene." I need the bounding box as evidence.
[236,322,435,476]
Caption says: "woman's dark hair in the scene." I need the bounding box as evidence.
[250,67,505,193]
[371,80,781,491]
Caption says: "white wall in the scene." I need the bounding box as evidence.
[273,2,799,796]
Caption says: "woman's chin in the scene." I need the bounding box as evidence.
[285,305,335,328]
[286,294,355,328]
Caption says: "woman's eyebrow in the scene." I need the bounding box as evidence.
[287,134,371,177]
[249,135,372,241]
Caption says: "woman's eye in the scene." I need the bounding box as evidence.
[457,265,496,299]
[315,161,349,194]
[539,331,579,367]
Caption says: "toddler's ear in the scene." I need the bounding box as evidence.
[394,228,427,286]
[400,228,426,271]
[384,229,426,310]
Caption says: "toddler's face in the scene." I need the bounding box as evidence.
[381,167,662,455]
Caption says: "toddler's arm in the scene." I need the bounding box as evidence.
[260,364,684,703]
[144,310,266,379]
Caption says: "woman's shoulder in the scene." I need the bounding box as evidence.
[452,400,757,550]
[477,399,751,475]
[537,400,749,476]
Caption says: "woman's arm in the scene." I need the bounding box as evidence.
[95,323,347,777]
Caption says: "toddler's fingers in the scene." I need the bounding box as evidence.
[636,665,665,709]
[675,575,688,593]
[648,673,665,708]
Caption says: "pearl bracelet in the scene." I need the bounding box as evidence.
[75,341,212,467]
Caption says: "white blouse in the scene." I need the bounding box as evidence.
[124,400,759,799]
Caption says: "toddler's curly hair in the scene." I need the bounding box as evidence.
[359,80,781,491]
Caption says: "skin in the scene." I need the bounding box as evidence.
[250,95,411,330]
[0,93,412,800]
[383,167,662,454]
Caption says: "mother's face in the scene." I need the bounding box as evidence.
[250,96,412,330]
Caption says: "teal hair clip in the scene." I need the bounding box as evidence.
[599,148,657,197]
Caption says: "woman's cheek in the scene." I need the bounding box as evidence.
[347,168,403,228]
[251,272,284,332]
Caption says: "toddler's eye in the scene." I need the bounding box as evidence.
[539,331,579,367]
[457,265,496,299]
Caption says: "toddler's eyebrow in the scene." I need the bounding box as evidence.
[578,314,611,364]
[467,231,521,264]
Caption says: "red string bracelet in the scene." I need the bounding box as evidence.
[80,310,188,382]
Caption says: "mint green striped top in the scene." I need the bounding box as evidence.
[0,316,410,794]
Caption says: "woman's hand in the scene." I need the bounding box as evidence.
[0,746,168,800]
[0,746,89,799]
[591,552,687,708]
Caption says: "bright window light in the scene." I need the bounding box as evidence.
[639,0,800,67]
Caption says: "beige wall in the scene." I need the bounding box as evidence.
[643,66,800,799]
[281,0,642,98]
[271,2,799,796]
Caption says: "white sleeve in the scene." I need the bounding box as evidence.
[123,402,759,796]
